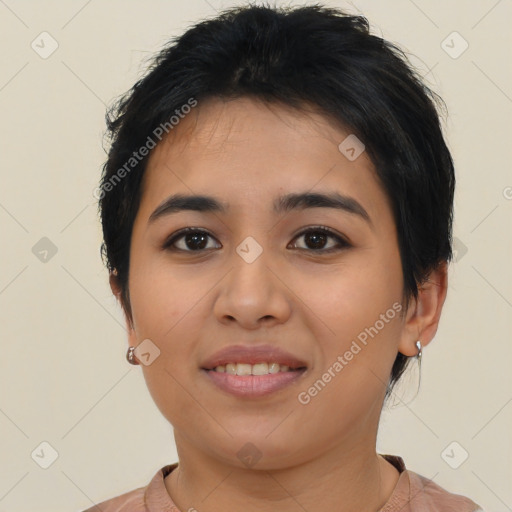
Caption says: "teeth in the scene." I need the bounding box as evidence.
[253,363,269,375]
[212,362,297,375]
[236,363,252,376]
[268,362,281,374]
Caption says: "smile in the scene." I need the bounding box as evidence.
[202,367,307,397]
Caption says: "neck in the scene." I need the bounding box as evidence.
[165,433,400,512]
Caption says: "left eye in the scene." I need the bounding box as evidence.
[163,226,350,253]
[290,227,350,252]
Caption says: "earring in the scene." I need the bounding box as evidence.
[415,340,422,359]
[126,346,139,365]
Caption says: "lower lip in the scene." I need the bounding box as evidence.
[202,368,306,397]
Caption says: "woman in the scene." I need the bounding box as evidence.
[87,3,483,511]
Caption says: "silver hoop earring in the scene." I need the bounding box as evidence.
[126,346,139,365]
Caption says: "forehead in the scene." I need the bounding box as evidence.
[138,96,388,222]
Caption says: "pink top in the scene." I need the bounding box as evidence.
[81,454,483,511]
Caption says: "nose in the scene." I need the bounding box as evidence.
[213,244,292,329]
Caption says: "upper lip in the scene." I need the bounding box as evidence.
[201,344,308,370]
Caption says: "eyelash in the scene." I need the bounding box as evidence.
[162,226,351,254]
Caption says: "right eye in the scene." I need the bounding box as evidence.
[162,228,220,252]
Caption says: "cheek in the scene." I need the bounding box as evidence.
[141,364,212,441]
[129,252,197,335]
[294,255,402,342]
[128,256,213,420]
[292,279,402,437]
[291,250,404,409]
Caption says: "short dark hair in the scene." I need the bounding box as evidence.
[98,2,455,399]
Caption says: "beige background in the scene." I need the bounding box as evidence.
[0,1,511,511]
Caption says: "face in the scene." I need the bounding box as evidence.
[122,96,414,469]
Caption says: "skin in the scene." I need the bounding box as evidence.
[110,96,448,512]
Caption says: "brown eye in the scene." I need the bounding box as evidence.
[163,226,350,254]
[290,227,350,253]
[163,228,219,252]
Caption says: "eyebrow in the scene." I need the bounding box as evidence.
[148,191,372,227]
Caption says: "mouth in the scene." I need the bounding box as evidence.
[200,344,308,371]
[200,344,308,397]
[201,366,307,397]
[202,362,307,375]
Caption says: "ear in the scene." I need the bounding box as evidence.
[109,271,139,359]
[109,270,122,300]
[397,261,449,357]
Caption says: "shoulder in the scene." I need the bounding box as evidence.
[406,470,484,511]
[81,486,145,512]
[379,455,484,512]
[79,463,178,512]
